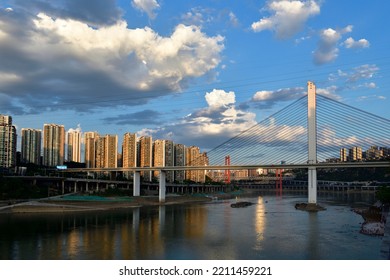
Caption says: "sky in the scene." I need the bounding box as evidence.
[1,0,389,153]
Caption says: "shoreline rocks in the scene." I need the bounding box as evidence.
[295,203,326,212]
[353,202,386,236]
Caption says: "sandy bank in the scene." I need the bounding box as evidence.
[0,195,213,214]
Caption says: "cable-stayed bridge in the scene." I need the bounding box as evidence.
[62,81,390,204]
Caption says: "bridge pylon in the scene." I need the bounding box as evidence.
[307,81,317,204]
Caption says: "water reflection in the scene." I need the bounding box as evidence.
[254,196,266,251]
[0,192,383,260]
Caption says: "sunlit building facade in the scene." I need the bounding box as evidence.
[138,136,152,181]
[84,131,99,168]
[67,129,81,163]
[96,134,118,168]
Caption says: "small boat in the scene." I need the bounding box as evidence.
[230,201,254,208]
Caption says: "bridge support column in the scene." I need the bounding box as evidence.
[62,181,65,194]
[159,171,166,203]
[86,182,89,193]
[308,167,317,204]
[133,172,140,197]
[74,181,77,193]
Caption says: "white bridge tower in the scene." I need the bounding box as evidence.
[307,81,318,204]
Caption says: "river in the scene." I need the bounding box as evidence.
[0,191,386,260]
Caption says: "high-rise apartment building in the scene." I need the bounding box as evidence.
[21,128,42,165]
[0,115,17,168]
[340,148,348,162]
[122,132,137,178]
[137,136,152,181]
[349,146,362,161]
[174,143,185,182]
[164,140,174,183]
[366,146,383,160]
[96,134,118,168]
[67,128,81,162]
[151,139,174,182]
[84,131,99,168]
[43,124,65,167]
[122,132,137,168]
[153,139,165,179]
[185,146,208,183]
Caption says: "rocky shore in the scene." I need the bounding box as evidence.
[353,202,387,236]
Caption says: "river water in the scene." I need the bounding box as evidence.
[0,191,386,260]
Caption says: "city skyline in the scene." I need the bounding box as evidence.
[0,1,389,153]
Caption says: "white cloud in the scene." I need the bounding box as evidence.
[205,89,235,108]
[346,64,379,82]
[316,86,342,100]
[357,95,386,102]
[364,82,377,89]
[251,0,321,39]
[132,0,160,19]
[343,37,370,49]
[313,25,370,64]
[67,124,82,133]
[139,89,258,149]
[313,28,343,64]
[0,12,224,112]
[229,12,239,27]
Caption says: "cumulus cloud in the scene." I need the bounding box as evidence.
[251,0,321,39]
[313,27,344,65]
[138,89,258,149]
[0,10,224,114]
[205,89,235,108]
[132,0,160,19]
[343,37,370,49]
[67,124,82,133]
[313,25,370,65]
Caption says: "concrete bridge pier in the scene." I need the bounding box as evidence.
[308,167,317,204]
[133,171,140,196]
[159,170,166,203]
[74,181,77,193]
[62,181,65,195]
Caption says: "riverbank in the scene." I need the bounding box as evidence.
[0,194,214,214]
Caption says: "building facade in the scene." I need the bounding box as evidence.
[84,131,99,168]
[43,123,65,167]
[185,146,208,183]
[137,136,152,181]
[174,144,185,182]
[67,129,81,163]
[0,115,17,168]
[96,134,118,168]
[21,128,42,165]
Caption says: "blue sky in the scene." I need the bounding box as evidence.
[0,0,389,152]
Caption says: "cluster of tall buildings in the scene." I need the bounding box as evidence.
[339,146,390,162]
[0,114,208,182]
